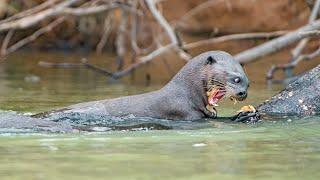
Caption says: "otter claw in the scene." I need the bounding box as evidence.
[206,105,217,118]
[232,111,260,123]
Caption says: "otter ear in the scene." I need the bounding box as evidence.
[206,56,216,65]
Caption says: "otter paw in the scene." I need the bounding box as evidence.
[206,105,217,118]
[232,105,260,123]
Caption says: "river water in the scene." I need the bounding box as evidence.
[0,51,319,179]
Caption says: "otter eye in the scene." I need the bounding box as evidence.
[234,77,241,83]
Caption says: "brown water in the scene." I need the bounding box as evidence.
[0,51,319,180]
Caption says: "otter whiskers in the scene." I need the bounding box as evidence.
[208,78,241,104]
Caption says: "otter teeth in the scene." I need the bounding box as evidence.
[233,99,238,105]
[230,97,238,104]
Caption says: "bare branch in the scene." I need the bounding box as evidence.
[39,59,114,77]
[61,4,141,16]
[3,17,65,56]
[291,0,320,60]
[0,30,14,56]
[145,0,177,45]
[115,9,128,70]
[145,0,191,61]
[234,20,320,64]
[96,15,114,54]
[113,43,176,78]
[183,31,289,49]
[0,0,80,32]
[0,0,60,25]
[299,30,320,36]
[309,0,320,22]
[267,46,320,80]
[0,1,139,32]
[107,0,193,78]
[130,0,141,55]
[266,0,320,82]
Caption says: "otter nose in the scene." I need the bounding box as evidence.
[237,91,247,100]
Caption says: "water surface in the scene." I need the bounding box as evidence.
[0,52,319,179]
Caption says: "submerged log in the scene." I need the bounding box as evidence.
[0,111,73,133]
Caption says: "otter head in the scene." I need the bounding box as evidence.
[201,51,249,106]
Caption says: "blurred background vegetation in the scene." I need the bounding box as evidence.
[0,0,319,82]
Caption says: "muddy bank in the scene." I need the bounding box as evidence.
[166,0,309,34]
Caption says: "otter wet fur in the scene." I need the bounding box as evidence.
[38,51,249,120]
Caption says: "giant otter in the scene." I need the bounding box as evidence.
[37,51,249,121]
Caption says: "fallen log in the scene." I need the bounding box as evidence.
[257,65,320,117]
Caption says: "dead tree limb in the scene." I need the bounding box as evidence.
[130,0,140,55]
[96,15,114,54]
[0,0,60,25]
[0,30,14,56]
[183,31,289,49]
[0,1,137,56]
[81,59,115,77]
[0,1,138,32]
[115,9,128,70]
[105,0,192,78]
[267,46,320,82]
[61,4,140,16]
[2,17,65,56]
[266,32,320,81]
[291,0,320,62]
[39,59,115,77]
[234,20,320,64]
[0,0,80,32]
[146,0,177,45]
[265,0,320,82]
[145,0,191,61]
[113,43,176,78]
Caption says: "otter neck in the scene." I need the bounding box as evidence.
[163,61,208,109]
